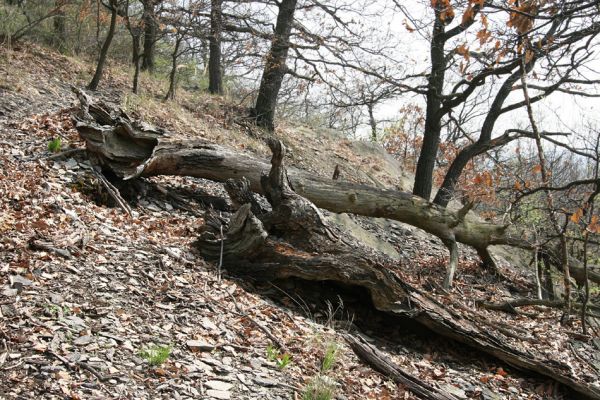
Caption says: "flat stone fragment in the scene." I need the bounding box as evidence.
[73,335,94,346]
[205,380,233,391]
[206,389,231,399]
[439,384,467,400]
[253,377,278,387]
[10,275,33,287]
[186,340,214,352]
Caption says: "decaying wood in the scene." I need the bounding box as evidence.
[72,91,600,398]
[72,91,600,287]
[91,167,132,216]
[29,239,72,259]
[72,89,534,285]
[194,140,600,399]
[345,334,460,400]
[224,177,268,216]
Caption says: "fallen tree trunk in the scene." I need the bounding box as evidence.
[70,90,600,398]
[192,139,600,399]
[73,89,535,288]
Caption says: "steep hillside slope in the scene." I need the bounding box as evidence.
[1,44,598,400]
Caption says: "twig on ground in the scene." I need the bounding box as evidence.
[46,350,114,383]
[345,334,459,400]
[91,168,132,216]
[29,239,72,259]
[218,220,224,282]
[226,291,287,352]
[43,148,86,161]
[569,342,600,373]
[163,247,193,265]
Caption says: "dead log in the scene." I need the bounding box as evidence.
[478,298,600,317]
[194,139,600,399]
[72,89,536,288]
[345,334,460,400]
[70,92,600,396]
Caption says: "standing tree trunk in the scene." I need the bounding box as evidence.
[124,9,142,94]
[367,103,377,142]
[141,0,157,72]
[52,1,67,52]
[432,67,527,207]
[412,9,446,201]
[88,0,118,91]
[132,43,142,94]
[165,35,183,101]
[208,0,223,94]
[252,0,297,131]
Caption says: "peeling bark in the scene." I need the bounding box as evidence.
[70,94,600,397]
[193,139,600,400]
[72,91,529,260]
[71,91,600,288]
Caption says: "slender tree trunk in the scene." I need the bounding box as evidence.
[208,0,223,94]
[519,48,571,315]
[433,61,534,208]
[252,0,297,131]
[132,31,142,94]
[368,103,377,142]
[88,0,118,91]
[96,0,101,50]
[165,36,182,101]
[123,5,142,94]
[133,53,141,94]
[412,13,446,201]
[141,0,157,72]
[52,1,66,52]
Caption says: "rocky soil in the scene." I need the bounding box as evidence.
[1,43,599,400]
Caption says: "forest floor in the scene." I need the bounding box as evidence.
[1,43,599,400]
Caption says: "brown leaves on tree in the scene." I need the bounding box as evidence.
[431,0,455,24]
[507,0,538,34]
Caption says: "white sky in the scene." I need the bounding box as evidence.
[361,1,600,141]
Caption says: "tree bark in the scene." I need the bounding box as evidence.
[52,1,67,52]
[123,7,142,94]
[208,0,223,94]
[71,91,600,289]
[432,64,533,207]
[141,0,157,72]
[164,35,182,101]
[367,103,377,142]
[252,0,297,131]
[72,91,524,252]
[71,94,600,398]
[193,138,600,400]
[412,8,446,201]
[88,0,118,91]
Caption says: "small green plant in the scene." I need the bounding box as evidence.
[44,304,72,318]
[47,137,61,153]
[277,352,292,369]
[139,344,172,366]
[265,343,292,369]
[321,342,338,373]
[301,341,341,400]
[302,376,335,400]
[266,343,278,361]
